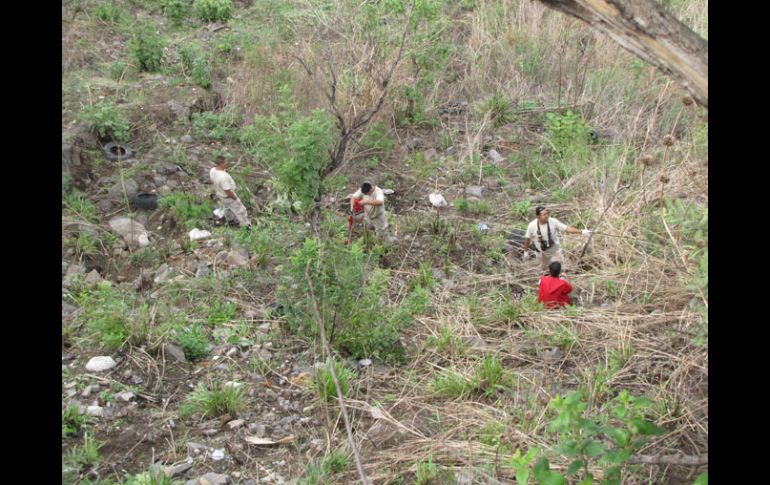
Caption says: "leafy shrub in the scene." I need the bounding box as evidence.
[478,90,514,127]
[280,238,427,362]
[129,24,165,72]
[93,1,125,22]
[62,406,90,439]
[176,324,209,361]
[193,0,234,22]
[190,57,211,88]
[159,192,213,229]
[361,122,395,159]
[180,381,245,418]
[238,86,335,213]
[545,110,592,161]
[75,283,132,349]
[79,100,130,142]
[163,0,190,24]
[191,111,238,141]
[314,357,356,402]
[511,390,665,484]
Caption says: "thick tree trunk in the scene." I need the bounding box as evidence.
[537,0,707,108]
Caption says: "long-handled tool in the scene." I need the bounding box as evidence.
[345,198,364,246]
[578,185,628,260]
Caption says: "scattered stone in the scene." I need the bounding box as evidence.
[62,301,77,317]
[109,217,150,249]
[85,356,117,372]
[224,381,244,390]
[187,442,207,455]
[108,178,139,199]
[163,343,187,362]
[358,359,372,367]
[227,419,245,430]
[465,185,485,198]
[116,391,136,402]
[66,264,86,277]
[186,473,230,485]
[84,269,102,286]
[195,264,210,278]
[81,384,98,397]
[210,449,226,461]
[154,263,173,284]
[165,460,194,478]
[189,228,212,241]
[203,429,219,436]
[86,405,104,417]
[540,347,564,361]
[247,423,266,437]
[130,374,144,385]
[477,222,490,232]
[431,268,448,282]
[487,149,505,164]
[382,188,395,196]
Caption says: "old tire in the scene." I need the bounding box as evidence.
[131,192,158,211]
[103,142,134,162]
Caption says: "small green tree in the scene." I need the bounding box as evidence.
[130,24,165,72]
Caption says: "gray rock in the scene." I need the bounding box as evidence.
[97,199,114,212]
[86,405,104,417]
[248,423,266,437]
[154,263,173,284]
[186,442,208,455]
[431,268,447,281]
[66,264,86,276]
[153,175,168,186]
[185,473,230,485]
[195,264,210,278]
[85,356,117,372]
[210,448,226,461]
[163,343,187,362]
[116,391,136,402]
[476,222,490,232]
[158,161,183,175]
[465,186,485,198]
[108,178,139,199]
[130,374,144,385]
[180,135,194,143]
[84,270,102,286]
[109,217,150,249]
[62,301,77,317]
[164,461,193,478]
[81,384,98,397]
[540,347,564,361]
[487,149,505,164]
[227,419,245,430]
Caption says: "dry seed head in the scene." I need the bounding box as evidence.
[662,134,676,146]
[659,175,670,184]
[682,96,694,106]
[638,155,654,167]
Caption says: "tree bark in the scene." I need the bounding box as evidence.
[537,0,707,108]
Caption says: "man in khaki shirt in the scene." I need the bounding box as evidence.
[347,182,388,233]
[209,155,251,227]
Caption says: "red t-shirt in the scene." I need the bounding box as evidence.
[538,276,573,308]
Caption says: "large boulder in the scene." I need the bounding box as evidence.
[108,217,150,250]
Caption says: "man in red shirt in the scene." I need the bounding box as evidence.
[538,261,573,309]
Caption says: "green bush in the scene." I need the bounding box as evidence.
[478,90,514,127]
[176,324,209,361]
[190,57,212,88]
[180,381,245,418]
[163,0,190,24]
[129,24,165,72]
[545,110,591,162]
[75,283,133,350]
[191,111,238,141]
[361,122,395,159]
[193,0,234,22]
[314,357,356,402]
[62,406,90,439]
[159,192,213,229]
[93,1,125,22]
[280,238,428,362]
[78,100,130,142]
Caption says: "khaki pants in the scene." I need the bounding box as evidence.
[364,212,389,234]
[536,245,563,272]
[219,196,251,227]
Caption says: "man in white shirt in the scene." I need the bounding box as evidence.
[523,206,590,272]
[347,182,388,234]
[209,155,251,228]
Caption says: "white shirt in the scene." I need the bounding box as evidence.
[209,168,236,198]
[352,186,386,220]
[525,217,567,251]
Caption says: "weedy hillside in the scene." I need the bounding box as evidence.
[62,1,707,484]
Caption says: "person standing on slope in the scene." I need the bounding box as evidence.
[209,155,251,228]
[522,206,590,273]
